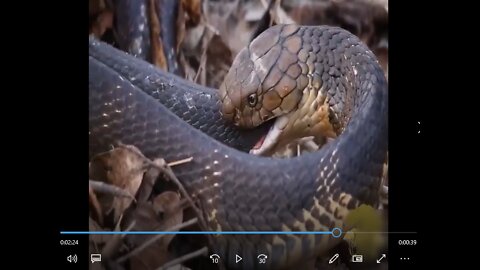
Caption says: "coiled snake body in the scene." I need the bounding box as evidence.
[89,24,388,269]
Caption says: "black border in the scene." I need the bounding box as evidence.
[12,0,90,267]
[388,0,449,268]
[5,0,90,267]
[24,0,451,269]
[53,1,89,268]
[388,0,423,268]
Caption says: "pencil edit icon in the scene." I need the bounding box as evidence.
[91,254,101,263]
[329,253,339,264]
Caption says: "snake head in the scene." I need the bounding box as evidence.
[220,25,322,155]
[219,48,274,128]
[219,25,304,129]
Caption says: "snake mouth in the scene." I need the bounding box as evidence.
[250,114,291,155]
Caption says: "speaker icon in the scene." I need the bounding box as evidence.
[67,254,78,263]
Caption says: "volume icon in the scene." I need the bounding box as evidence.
[67,254,78,263]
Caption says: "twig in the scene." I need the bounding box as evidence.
[114,143,193,170]
[107,145,207,231]
[168,157,193,167]
[144,156,207,231]
[177,198,189,209]
[259,0,294,24]
[158,160,208,231]
[117,217,198,263]
[194,23,220,85]
[89,179,136,201]
[103,220,136,259]
[136,162,163,203]
[160,197,189,213]
[137,156,193,203]
[204,22,219,36]
[156,246,208,270]
[194,40,208,84]
[89,184,103,225]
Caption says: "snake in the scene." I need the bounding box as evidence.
[89,24,388,269]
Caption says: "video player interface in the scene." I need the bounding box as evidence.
[60,1,418,269]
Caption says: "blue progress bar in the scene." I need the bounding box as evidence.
[60,228,343,238]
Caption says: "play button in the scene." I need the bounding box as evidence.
[235,254,242,263]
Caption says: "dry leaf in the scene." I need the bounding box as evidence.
[182,23,206,56]
[89,184,103,226]
[149,0,168,71]
[181,0,201,26]
[270,0,295,24]
[182,23,232,87]
[90,10,113,38]
[250,0,275,41]
[204,34,233,88]
[128,192,183,245]
[89,144,150,226]
[175,0,187,64]
[182,1,250,86]
[130,246,171,270]
[135,158,164,203]
[259,0,295,25]
[197,0,292,88]
[89,0,106,17]
[287,0,388,76]
[128,192,183,270]
[149,0,185,76]
[103,219,136,259]
[89,217,113,257]
[152,191,183,243]
[206,0,253,57]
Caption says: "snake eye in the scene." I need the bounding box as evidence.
[247,93,257,107]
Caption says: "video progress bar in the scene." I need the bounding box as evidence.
[61,227,343,237]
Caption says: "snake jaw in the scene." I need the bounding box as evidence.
[250,114,290,155]
[250,88,338,156]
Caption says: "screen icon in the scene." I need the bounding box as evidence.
[377,254,386,263]
[67,254,77,263]
[91,254,102,263]
[328,253,339,264]
[235,254,242,263]
[352,254,363,263]
[257,254,267,264]
[210,254,220,264]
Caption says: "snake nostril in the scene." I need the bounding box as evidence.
[223,113,234,122]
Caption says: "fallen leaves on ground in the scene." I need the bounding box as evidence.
[287,0,388,76]
[129,191,183,270]
[89,144,148,226]
[89,0,388,84]
[88,143,199,269]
